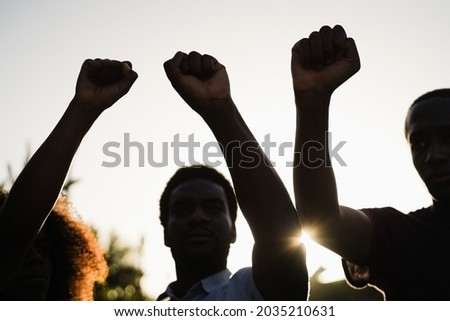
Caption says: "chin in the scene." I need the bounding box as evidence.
[185,248,217,260]
[176,246,228,263]
[429,192,450,208]
[0,289,48,301]
[1,279,50,300]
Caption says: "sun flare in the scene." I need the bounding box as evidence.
[298,231,313,246]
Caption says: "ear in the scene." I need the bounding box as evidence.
[163,229,171,247]
[230,224,237,244]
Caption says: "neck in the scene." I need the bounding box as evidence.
[172,257,226,298]
[431,198,450,215]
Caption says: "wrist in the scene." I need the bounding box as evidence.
[70,97,103,117]
[294,89,332,103]
[199,97,237,123]
[67,98,103,132]
[294,90,332,114]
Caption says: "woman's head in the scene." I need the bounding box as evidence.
[0,191,108,300]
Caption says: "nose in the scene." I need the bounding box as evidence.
[188,207,210,224]
[23,243,46,267]
[425,141,446,165]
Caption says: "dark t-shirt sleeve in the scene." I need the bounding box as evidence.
[342,259,370,288]
[342,207,408,292]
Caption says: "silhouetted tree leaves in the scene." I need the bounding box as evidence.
[94,232,151,300]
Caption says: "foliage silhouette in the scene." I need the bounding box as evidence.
[94,233,151,300]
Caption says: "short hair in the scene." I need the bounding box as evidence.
[159,165,237,229]
[404,88,450,137]
[0,191,108,300]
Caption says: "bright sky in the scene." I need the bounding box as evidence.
[1,0,449,298]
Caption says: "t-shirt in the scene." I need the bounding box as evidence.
[157,267,264,301]
[343,206,450,300]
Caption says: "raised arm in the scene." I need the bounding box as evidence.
[164,51,308,300]
[0,59,138,290]
[292,25,372,264]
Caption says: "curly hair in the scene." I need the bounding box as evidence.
[0,191,108,300]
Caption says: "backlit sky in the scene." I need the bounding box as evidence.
[1,0,449,298]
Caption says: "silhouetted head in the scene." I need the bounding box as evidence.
[404,89,450,204]
[0,191,108,300]
[160,165,237,229]
[159,166,237,266]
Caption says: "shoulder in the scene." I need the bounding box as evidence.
[224,267,265,300]
[229,267,255,287]
[360,206,412,225]
[360,206,405,216]
[361,206,432,225]
[407,207,432,218]
[229,267,254,288]
[230,267,253,278]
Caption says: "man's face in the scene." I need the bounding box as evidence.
[407,96,450,202]
[164,178,236,262]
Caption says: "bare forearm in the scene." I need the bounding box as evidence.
[163,50,307,299]
[0,100,100,264]
[202,98,307,300]
[294,92,341,227]
[294,96,373,262]
[0,58,137,291]
[202,98,301,242]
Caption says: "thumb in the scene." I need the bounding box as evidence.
[201,54,224,77]
[343,38,361,72]
[212,58,226,74]
[115,62,138,95]
[122,62,139,82]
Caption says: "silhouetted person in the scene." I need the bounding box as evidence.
[0,58,138,299]
[292,24,450,300]
[159,51,308,300]
[0,191,108,300]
